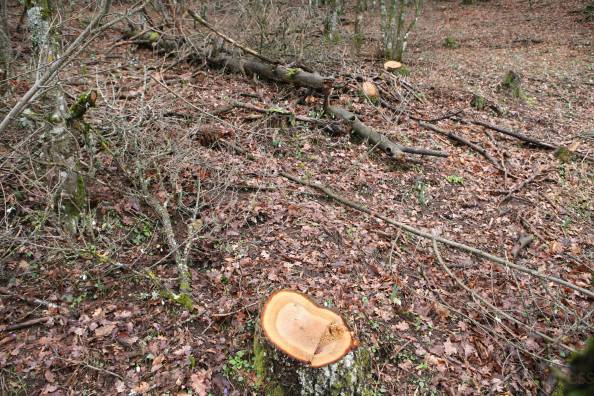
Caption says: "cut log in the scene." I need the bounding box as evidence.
[261,290,356,368]
[328,105,404,160]
[329,106,448,160]
[206,51,331,91]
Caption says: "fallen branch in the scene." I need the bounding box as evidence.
[457,118,558,150]
[328,106,448,160]
[418,121,503,170]
[279,171,594,299]
[431,237,574,353]
[206,50,331,91]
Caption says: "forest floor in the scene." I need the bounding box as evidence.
[1,0,593,395]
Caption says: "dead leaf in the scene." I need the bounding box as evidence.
[151,354,165,372]
[190,369,211,396]
[94,323,116,338]
[444,339,458,356]
[394,321,410,331]
[117,331,138,346]
[115,380,126,393]
[132,382,150,394]
[44,369,56,383]
[426,354,448,373]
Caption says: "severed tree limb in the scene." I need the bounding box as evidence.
[279,171,594,299]
[206,50,331,91]
[328,106,448,160]
[419,121,505,171]
[188,9,278,65]
[431,237,574,353]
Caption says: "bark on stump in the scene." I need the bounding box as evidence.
[253,325,373,396]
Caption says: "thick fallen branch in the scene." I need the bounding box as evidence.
[418,121,502,170]
[328,106,448,160]
[206,50,330,91]
[279,171,594,299]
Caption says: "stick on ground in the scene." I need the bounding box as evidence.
[279,171,594,299]
[418,121,503,170]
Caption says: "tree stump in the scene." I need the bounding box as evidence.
[253,290,373,395]
[253,327,373,396]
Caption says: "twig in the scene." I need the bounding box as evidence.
[431,237,575,353]
[0,334,16,346]
[410,109,463,123]
[457,118,558,150]
[501,165,550,202]
[211,301,260,317]
[0,287,58,309]
[418,121,506,172]
[2,316,50,332]
[231,101,327,126]
[56,356,123,380]
[279,171,594,299]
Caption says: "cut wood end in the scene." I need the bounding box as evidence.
[384,61,402,71]
[362,81,379,98]
[261,289,356,368]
